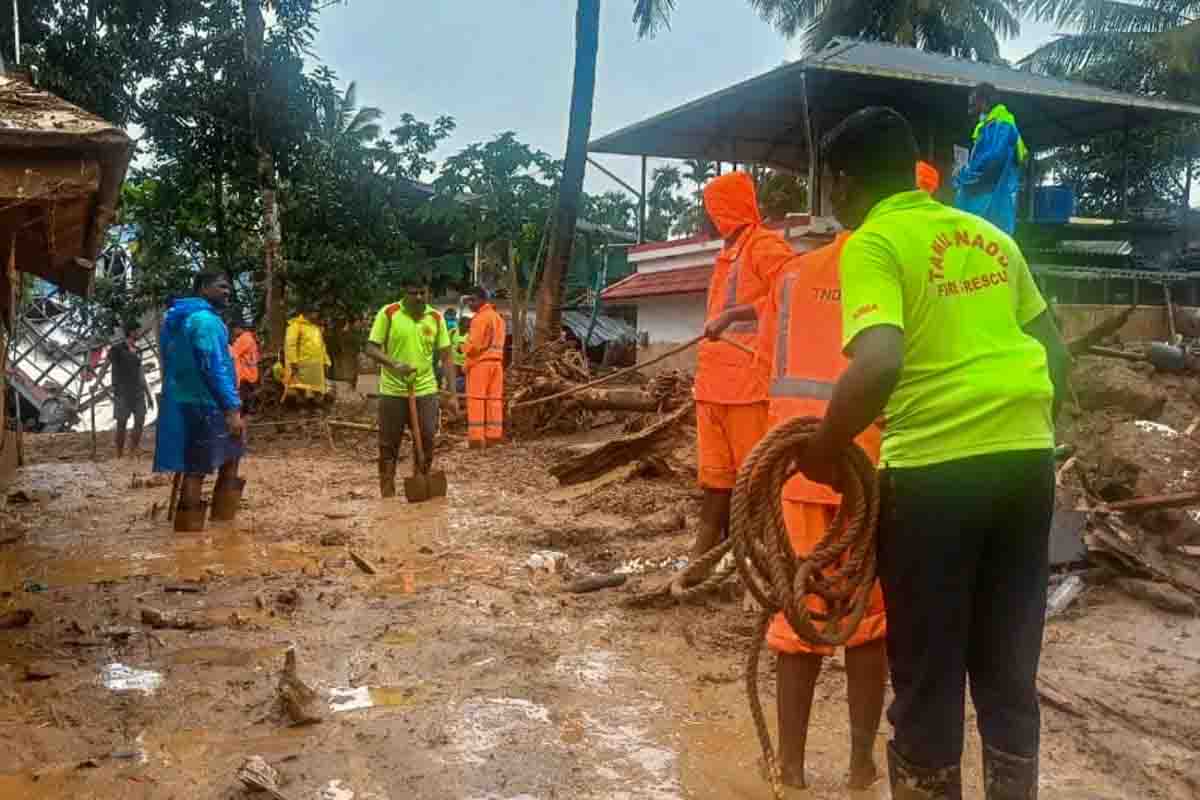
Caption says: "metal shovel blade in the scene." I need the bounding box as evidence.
[404,473,431,503]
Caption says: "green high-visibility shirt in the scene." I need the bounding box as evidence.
[840,191,1053,468]
[368,302,450,398]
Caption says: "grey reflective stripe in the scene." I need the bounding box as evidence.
[770,377,835,400]
[774,273,799,379]
[727,320,758,333]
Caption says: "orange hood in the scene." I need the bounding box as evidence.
[703,172,761,240]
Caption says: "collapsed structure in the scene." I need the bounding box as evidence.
[0,71,133,481]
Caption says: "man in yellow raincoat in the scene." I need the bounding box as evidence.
[283,308,331,400]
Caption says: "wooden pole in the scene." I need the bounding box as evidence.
[638,156,647,244]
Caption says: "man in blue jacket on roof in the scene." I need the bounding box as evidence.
[154,270,246,532]
[954,82,1029,234]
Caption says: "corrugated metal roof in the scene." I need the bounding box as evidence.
[601,265,712,300]
[589,38,1200,168]
[515,309,638,345]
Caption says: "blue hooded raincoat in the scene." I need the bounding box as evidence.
[953,104,1029,234]
[153,297,243,474]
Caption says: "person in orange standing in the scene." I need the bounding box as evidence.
[229,321,260,412]
[463,287,506,448]
[693,171,795,565]
[756,232,889,791]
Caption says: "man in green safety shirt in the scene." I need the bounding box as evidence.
[365,284,458,498]
[796,107,1068,800]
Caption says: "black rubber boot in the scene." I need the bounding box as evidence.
[209,477,246,522]
[888,741,963,800]
[983,745,1038,800]
[379,459,397,499]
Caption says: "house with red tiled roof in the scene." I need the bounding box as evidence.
[600,216,841,374]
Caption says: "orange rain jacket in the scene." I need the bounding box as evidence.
[463,303,506,369]
[230,330,260,386]
[695,172,794,405]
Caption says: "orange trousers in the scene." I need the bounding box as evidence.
[467,360,504,443]
[695,401,768,490]
[766,501,887,656]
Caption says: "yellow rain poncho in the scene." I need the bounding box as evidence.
[283,314,331,396]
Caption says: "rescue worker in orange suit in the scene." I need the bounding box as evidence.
[693,172,795,566]
[463,287,506,448]
[229,321,260,413]
[756,232,888,790]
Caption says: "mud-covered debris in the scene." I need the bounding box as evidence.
[130,473,171,489]
[526,550,567,573]
[349,551,377,575]
[320,531,349,547]
[237,754,292,798]
[7,488,56,504]
[1046,575,1086,619]
[164,582,206,594]
[141,607,214,631]
[24,660,64,681]
[278,648,324,726]
[1114,578,1198,615]
[1072,357,1167,419]
[275,588,302,610]
[0,609,34,629]
[323,511,354,520]
[640,509,685,535]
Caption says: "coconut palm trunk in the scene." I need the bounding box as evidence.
[533,0,600,347]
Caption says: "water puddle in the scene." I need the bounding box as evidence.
[583,708,681,800]
[447,697,554,765]
[101,662,163,694]
[328,685,419,712]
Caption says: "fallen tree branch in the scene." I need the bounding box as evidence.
[1103,491,1200,513]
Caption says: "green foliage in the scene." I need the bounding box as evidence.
[748,0,1020,60]
[645,166,690,240]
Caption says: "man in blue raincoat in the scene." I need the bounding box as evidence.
[154,270,246,531]
[953,83,1029,234]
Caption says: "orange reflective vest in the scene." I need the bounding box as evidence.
[464,304,506,369]
[761,233,882,504]
[695,172,794,405]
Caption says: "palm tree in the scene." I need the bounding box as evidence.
[1020,0,1199,100]
[533,0,677,348]
[319,81,384,147]
[747,0,1021,60]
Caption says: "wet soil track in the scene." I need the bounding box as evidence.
[0,426,1197,799]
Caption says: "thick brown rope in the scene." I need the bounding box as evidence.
[730,416,880,800]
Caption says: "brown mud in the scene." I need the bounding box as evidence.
[0,426,1197,799]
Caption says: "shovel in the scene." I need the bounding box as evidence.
[404,386,447,503]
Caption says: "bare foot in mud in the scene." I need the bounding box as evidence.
[848,755,880,790]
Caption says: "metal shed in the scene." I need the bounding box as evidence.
[589,37,1200,171]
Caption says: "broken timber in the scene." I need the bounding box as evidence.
[1066,306,1136,355]
[550,402,693,486]
[1085,514,1200,598]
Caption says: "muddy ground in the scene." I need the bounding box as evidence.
[1,420,1198,799]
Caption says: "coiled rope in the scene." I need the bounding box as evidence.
[730,416,880,799]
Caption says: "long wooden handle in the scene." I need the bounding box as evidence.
[407,389,427,471]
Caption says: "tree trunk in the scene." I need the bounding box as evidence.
[506,240,526,361]
[533,0,599,347]
[243,0,286,352]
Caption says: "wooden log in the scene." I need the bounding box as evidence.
[549,402,693,486]
[1114,577,1198,614]
[1087,345,1146,362]
[564,573,628,593]
[1086,515,1200,597]
[1104,491,1200,513]
[1067,306,1136,355]
[326,420,378,433]
[518,380,662,413]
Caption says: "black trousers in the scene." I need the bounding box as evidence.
[877,449,1054,769]
[378,394,438,472]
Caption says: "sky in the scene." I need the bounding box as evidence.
[309,4,1107,198]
